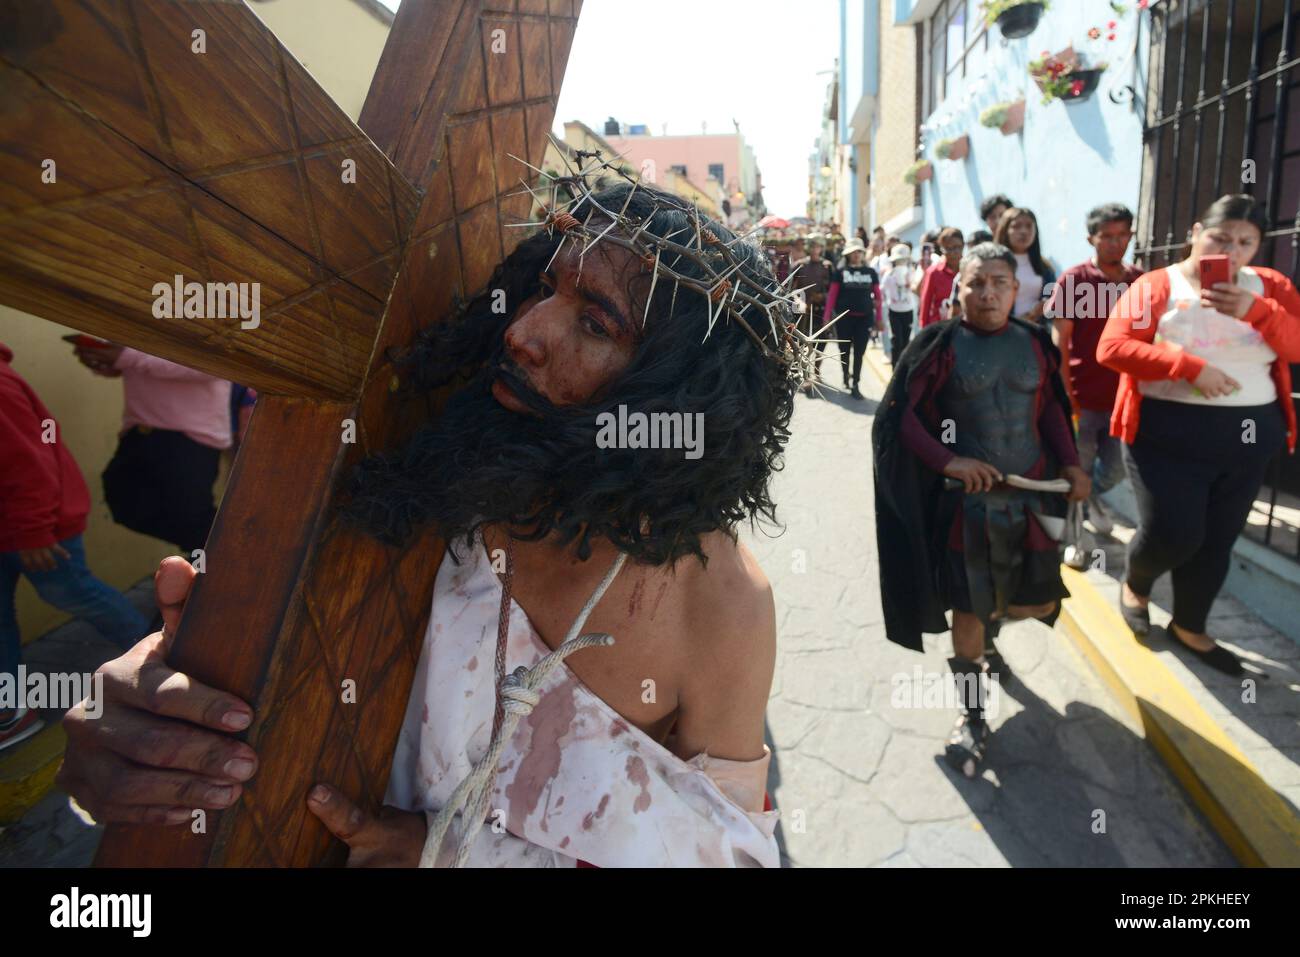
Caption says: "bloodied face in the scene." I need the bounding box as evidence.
[340,181,795,566]
[493,237,644,414]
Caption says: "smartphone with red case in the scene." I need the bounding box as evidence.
[61,333,111,348]
[1199,254,1230,291]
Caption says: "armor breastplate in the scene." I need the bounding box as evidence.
[937,322,1044,477]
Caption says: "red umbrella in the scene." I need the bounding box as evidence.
[757,214,790,229]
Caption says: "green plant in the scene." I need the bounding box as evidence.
[903,160,931,186]
[981,0,1049,27]
[979,102,1012,128]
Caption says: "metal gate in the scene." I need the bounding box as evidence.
[1134,0,1300,558]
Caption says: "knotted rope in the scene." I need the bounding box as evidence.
[419,542,628,868]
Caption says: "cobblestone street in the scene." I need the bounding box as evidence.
[747,348,1235,867]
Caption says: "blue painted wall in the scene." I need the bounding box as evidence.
[917,1,1152,271]
[840,0,882,234]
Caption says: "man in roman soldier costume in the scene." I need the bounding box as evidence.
[872,243,1090,775]
[59,159,821,867]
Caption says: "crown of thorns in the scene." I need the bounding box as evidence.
[503,137,844,392]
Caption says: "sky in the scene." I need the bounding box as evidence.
[379,0,839,217]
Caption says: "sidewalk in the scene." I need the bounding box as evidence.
[1068,492,1300,848]
[747,343,1235,867]
[0,580,153,866]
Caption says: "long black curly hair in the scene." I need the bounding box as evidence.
[338,182,796,567]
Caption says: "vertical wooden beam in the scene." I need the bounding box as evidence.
[95,0,584,866]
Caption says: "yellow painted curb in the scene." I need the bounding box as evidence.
[862,345,891,388]
[1058,567,1300,867]
[0,722,66,825]
[864,344,1300,866]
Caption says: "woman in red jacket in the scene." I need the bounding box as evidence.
[1097,194,1300,674]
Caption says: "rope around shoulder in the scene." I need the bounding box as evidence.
[418,542,628,868]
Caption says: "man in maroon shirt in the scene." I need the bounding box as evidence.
[917,227,964,328]
[1046,203,1143,565]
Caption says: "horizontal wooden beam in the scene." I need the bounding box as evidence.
[0,0,418,400]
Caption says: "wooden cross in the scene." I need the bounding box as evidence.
[0,0,582,866]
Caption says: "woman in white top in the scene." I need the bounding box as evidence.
[881,243,916,364]
[1098,194,1300,674]
[994,207,1057,326]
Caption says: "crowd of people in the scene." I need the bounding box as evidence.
[4,181,1299,867]
[874,191,1300,774]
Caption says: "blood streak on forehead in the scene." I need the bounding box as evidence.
[549,230,650,335]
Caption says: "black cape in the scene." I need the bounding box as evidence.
[871,317,1077,651]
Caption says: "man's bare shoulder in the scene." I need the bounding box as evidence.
[681,531,773,623]
[667,531,775,760]
[673,532,776,677]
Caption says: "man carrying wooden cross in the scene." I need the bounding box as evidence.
[59,172,818,867]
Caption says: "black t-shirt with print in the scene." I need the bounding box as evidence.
[832,262,880,317]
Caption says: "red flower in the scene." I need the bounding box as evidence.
[1070,79,1084,96]
[1107,20,1117,29]
[1107,32,1117,40]
[1137,0,1149,8]
[1088,26,1101,39]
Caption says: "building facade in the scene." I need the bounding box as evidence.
[833,0,924,243]
[902,0,1149,270]
[810,73,840,224]
[835,0,875,235]
[600,128,765,227]
[548,121,723,220]
[872,0,924,243]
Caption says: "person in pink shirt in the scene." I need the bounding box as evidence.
[917,227,964,328]
[74,341,232,556]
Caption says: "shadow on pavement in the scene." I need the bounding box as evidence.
[937,666,1237,867]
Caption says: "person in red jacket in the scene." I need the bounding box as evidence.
[1097,194,1300,675]
[0,343,151,750]
[917,227,964,329]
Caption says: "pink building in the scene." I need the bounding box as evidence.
[597,127,764,227]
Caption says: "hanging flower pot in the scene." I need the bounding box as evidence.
[982,0,1049,40]
[979,99,1026,134]
[904,160,933,185]
[1029,45,1109,105]
[935,134,970,161]
[1061,68,1104,103]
